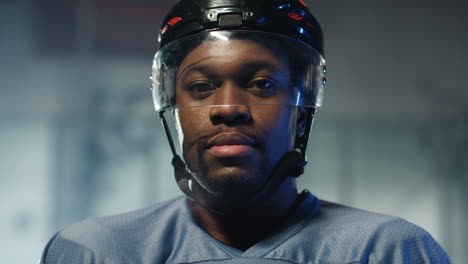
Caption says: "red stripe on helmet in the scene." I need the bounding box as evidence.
[167,17,182,26]
[288,12,304,21]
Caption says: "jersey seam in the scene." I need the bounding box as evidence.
[205,234,240,257]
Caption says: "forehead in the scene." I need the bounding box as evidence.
[177,39,289,78]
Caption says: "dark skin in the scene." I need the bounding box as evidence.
[189,177,299,251]
[175,39,306,250]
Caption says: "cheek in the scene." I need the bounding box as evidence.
[256,107,296,154]
[175,109,207,153]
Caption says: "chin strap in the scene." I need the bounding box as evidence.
[248,150,307,204]
[172,154,196,200]
[172,150,307,214]
[160,110,311,214]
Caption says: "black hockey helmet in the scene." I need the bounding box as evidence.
[158,0,324,56]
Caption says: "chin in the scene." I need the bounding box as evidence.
[195,166,267,200]
[210,168,261,190]
[186,154,276,210]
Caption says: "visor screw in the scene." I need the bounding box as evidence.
[322,77,327,85]
[322,66,327,74]
[207,12,216,20]
[246,11,254,17]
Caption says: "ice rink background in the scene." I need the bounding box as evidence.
[0,0,467,263]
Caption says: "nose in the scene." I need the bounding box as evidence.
[209,82,252,125]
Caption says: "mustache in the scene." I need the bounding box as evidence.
[194,127,266,152]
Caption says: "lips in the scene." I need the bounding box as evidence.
[206,132,256,158]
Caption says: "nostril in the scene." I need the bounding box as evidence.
[209,105,252,125]
[229,109,252,125]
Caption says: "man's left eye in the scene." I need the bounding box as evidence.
[255,80,274,89]
[248,79,277,90]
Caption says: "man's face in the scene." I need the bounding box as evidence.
[174,38,300,198]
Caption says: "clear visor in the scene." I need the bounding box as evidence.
[151,30,326,112]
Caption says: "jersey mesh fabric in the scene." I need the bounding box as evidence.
[40,191,451,264]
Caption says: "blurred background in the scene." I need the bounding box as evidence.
[1,0,467,262]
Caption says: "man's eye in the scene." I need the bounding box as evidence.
[186,82,216,93]
[248,79,277,90]
[246,78,280,97]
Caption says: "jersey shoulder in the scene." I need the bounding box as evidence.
[41,196,190,263]
[317,200,443,241]
[293,200,452,263]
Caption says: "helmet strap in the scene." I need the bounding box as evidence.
[160,110,314,215]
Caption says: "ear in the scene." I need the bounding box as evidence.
[296,107,308,138]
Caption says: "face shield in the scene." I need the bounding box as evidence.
[151,30,326,112]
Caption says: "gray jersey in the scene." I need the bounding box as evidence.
[40,191,451,263]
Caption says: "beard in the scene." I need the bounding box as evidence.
[182,143,278,211]
[197,155,273,198]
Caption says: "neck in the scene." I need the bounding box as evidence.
[188,177,299,251]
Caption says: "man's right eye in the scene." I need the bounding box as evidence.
[183,81,218,100]
[186,82,216,93]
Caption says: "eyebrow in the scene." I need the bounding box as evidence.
[177,60,284,83]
